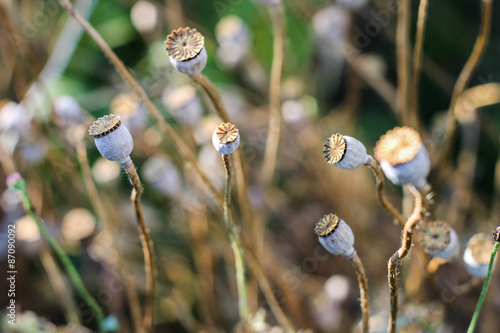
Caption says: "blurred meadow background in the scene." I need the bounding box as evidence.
[1,0,500,332]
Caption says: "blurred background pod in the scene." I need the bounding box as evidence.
[0,101,33,155]
[337,0,369,11]
[323,133,370,170]
[61,208,97,244]
[417,221,459,260]
[91,157,122,186]
[52,95,86,128]
[141,155,183,198]
[312,6,350,98]
[88,114,134,167]
[165,27,207,78]
[111,92,149,133]
[374,126,430,190]
[314,213,356,259]
[130,0,159,35]
[463,233,496,278]
[162,85,204,128]
[215,15,251,68]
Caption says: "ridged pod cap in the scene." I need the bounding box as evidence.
[417,221,459,260]
[315,214,356,259]
[212,122,240,155]
[463,233,495,278]
[323,134,370,170]
[165,27,207,77]
[89,114,133,166]
[374,126,430,190]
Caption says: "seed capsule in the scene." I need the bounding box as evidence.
[89,114,134,167]
[314,214,356,259]
[374,126,430,190]
[212,122,240,155]
[165,27,207,78]
[323,133,370,170]
[493,227,500,243]
[463,233,495,278]
[417,221,459,260]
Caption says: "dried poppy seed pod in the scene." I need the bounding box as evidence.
[323,133,371,170]
[315,214,356,259]
[463,233,495,278]
[493,227,500,243]
[89,114,134,168]
[374,126,430,190]
[417,221,459,260]
[212,122,240,155]
[165,27,207,78]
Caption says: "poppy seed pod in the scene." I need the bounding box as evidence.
[374,126,430,190]
[323,133,370,170]
[463,233,495,278]
[212,122,240,155]
[417,221,459,260]
[493,227,500,243]
[89,114,134,168]
[315,214,356,259]
[165,27,207,78]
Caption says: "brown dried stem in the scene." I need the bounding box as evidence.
[396,0,411,125]
[76,141,144,333]
[410,0,430,131]
[367,157,405,227]
[388,186,423,333]
[261,2,285,186]
[123,162,156,333]
[435,0,493,188]
[350,253,370,333]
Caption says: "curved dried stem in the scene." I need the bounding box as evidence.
[388,186,423,333]
[123,161,156,333]
[396,0,411,125]
[350,253,370,333]
[76,141,144,333]
[261,2,285,186]
[435,0,493,188]
[367,157,405,227]
[410,0,430,131]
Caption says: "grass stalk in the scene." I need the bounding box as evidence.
[367,157,405,227]
[410,0,430,131]
[261,1,285,187]
[388,185,423,333]
[9,176,105,333]
[467,242,499,333]
[121,160,156,333]
[222,154,250,323]
[350,253,370,333]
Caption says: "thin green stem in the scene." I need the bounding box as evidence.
[222,154,250,323]
[11,177,105,333]
[467,242,499,333]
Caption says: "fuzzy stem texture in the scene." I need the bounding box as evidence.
[350,253,370,333]
[222,154,250,323]
[123,161,156,333]
[467,242,499,333]
[388,186,423,333]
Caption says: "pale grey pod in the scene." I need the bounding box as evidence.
[162,85,203,128]
[323,134,370,170]
[374,126,430,190]
[53,95,83,126]
[89,114,133,166]
[212,122,240,155]
[379,144,430,190]
[142,155,182,197]
[169,47,207,78]
[315,214,356,259]
[463,233,495,278]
